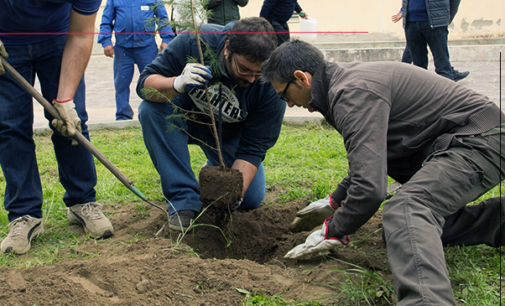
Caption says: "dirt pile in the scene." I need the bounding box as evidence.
[0,193,390,306]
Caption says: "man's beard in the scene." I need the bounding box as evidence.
[226,53,253,88]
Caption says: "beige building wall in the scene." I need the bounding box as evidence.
[95,0,504,44]
[239,0,504,40]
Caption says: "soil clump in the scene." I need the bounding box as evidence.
[199,166,243,225]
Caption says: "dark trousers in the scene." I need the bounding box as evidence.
[268,20,290,46]
[383,130,505,305]
[405,21,454,80]
[0,36,97,221]
[113,44,158,120]
[401,43,413,63]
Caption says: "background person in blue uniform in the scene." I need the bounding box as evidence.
[0,0,114,255]
[136,17,285,231]
[98,0,175,121]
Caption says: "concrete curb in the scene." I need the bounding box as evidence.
[34,120,142,135]
[33,116,326,135]
[321,44,505,63]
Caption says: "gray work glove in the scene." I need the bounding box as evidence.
[289,195,337,232]
[173,63,212,93]
[285,216,349,259]
[0,39,8,75]
[51,99,81,145]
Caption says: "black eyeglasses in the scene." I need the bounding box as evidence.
[233,54,262,76]
[279,80,292,102]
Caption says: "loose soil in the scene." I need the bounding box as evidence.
[0,188,391,306]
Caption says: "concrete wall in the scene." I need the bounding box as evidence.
[240,0,504,41]
[94,0,504,43]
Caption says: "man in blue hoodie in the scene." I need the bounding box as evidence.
[0,0,114,255]
[98,0,175,121]
[136,17,285,231]
[260,0,308,46]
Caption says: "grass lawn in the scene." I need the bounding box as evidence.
[0,124,503,305]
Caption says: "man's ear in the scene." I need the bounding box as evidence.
[294,70,311,87]
[224,40,230,57]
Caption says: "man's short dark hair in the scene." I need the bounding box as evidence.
[227,17,277,63]
[261,40,325,83]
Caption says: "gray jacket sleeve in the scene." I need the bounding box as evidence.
[329,88,390,238]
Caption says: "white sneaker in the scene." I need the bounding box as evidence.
[1,215,44,254]
[68,203,114,239]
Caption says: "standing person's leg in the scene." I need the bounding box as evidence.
[135,44,158,75]
[269,20,290,46]
[35,36,97,207]
[424,25,453,80]
[404,22,429,69]
[113,45,135,120]
[382,133,505,305]
[402,42,413,64]
[0,43,43,221]
[35,36,112,239]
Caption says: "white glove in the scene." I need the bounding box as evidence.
[51,99,81,144]
[289,195,338,232]
[285,216,349,259]
[173,63,212,93]
[0,39,8,75]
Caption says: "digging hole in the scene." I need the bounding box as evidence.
[156,197,309,264]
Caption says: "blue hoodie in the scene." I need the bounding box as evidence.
[136,22,286,167]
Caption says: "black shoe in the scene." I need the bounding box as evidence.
[169,210,198,231]
[453,70,470,82]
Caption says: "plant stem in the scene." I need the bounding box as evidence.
[190,0,225,170]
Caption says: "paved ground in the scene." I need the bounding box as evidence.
[32,56,504,131]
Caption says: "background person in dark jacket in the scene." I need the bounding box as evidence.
[261,40,505,306]
[136,17,285,232]
[98,0,175,121]
[392,6,469,81]
[401,0,461,80]
[259,0,308,46]
[206,0,249,26]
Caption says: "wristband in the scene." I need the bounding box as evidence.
[53,99,73,104]
[329,194,339,210]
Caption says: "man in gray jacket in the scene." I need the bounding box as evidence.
[261,40,504,306]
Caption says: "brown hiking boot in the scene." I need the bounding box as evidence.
[1,215,44,255]
[68,202,114,239]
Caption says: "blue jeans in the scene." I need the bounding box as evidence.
[138,100,266,215]
[0,35,97,221]
[113,44,158,120]
[404,22,454,80]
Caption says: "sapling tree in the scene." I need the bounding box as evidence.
[149,0,226,170]
[145,0,244,218]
